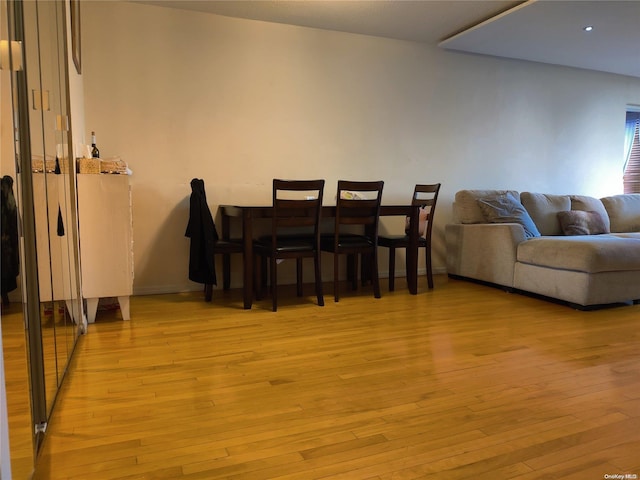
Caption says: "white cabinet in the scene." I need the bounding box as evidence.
[77,174,133,323]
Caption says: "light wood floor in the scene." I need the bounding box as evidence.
[3,302,35,479]
[14,275,640,479]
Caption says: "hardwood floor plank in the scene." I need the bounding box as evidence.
[7,275,636,480]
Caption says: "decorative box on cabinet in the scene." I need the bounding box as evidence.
[77,174,133,323]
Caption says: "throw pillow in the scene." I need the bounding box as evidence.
[520,192,571,236]
[601,194,640,233]
[476,192,541,238]
[557,210,608,236]
[454,189,519,224]
[569,195,611,233]
[404,206,429,237]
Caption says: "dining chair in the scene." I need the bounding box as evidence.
[321,180,384,302]
[185,178,243,302]
[205,239,244,301]
[378,183,441,291]
[253,179,325,312]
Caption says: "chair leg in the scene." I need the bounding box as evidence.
[426,245,434,289]
[222,254,231,290]
[254,255,263,300]
[314,253,324,306]
[372,252,381,299]
[271,256,278,312]
[334,253,340,302]
[204,284,212,302]
[388,247,396,291]
[261,256,268,295]
[296,258,303,297]
[262,257,269,292]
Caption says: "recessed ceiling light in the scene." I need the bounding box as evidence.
[583,25,594,32]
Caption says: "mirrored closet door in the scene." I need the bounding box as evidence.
[3,0,84,473]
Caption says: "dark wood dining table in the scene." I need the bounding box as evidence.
[220,204,419,309]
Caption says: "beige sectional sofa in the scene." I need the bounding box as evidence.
[445,190,640,308]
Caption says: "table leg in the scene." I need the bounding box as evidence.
[221,214,231,290]
[406,206,418,295]
[242,210,253,309]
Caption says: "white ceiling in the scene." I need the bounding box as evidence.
[134,0,640,78]
[440,0,640,78]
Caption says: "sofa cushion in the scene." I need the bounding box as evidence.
[601,194,640,232]
[520,192,570,236]
[476,192,541,239]
[610,232,640,239]
[454,190,520,224]
[570,195,611,232]
[557,210,608,235]
[517,235,640,273]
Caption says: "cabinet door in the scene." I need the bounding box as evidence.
[32,174,79,302]
[77,175,133,298]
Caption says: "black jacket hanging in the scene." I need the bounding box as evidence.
[1,175,20,298]
[185,178,218,285]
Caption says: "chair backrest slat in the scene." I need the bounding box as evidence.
[407,183,441,239]
[272,179,325,239]
[412,184,440,206]
[334,180,384,239]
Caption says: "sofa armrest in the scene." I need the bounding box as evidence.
[445,223,527,288]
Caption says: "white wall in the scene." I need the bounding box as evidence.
[82,1,640,295]
[67,0,86,160]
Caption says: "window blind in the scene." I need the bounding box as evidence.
[624,120,640,194]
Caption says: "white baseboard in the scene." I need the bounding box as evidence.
[132,267,449,296]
